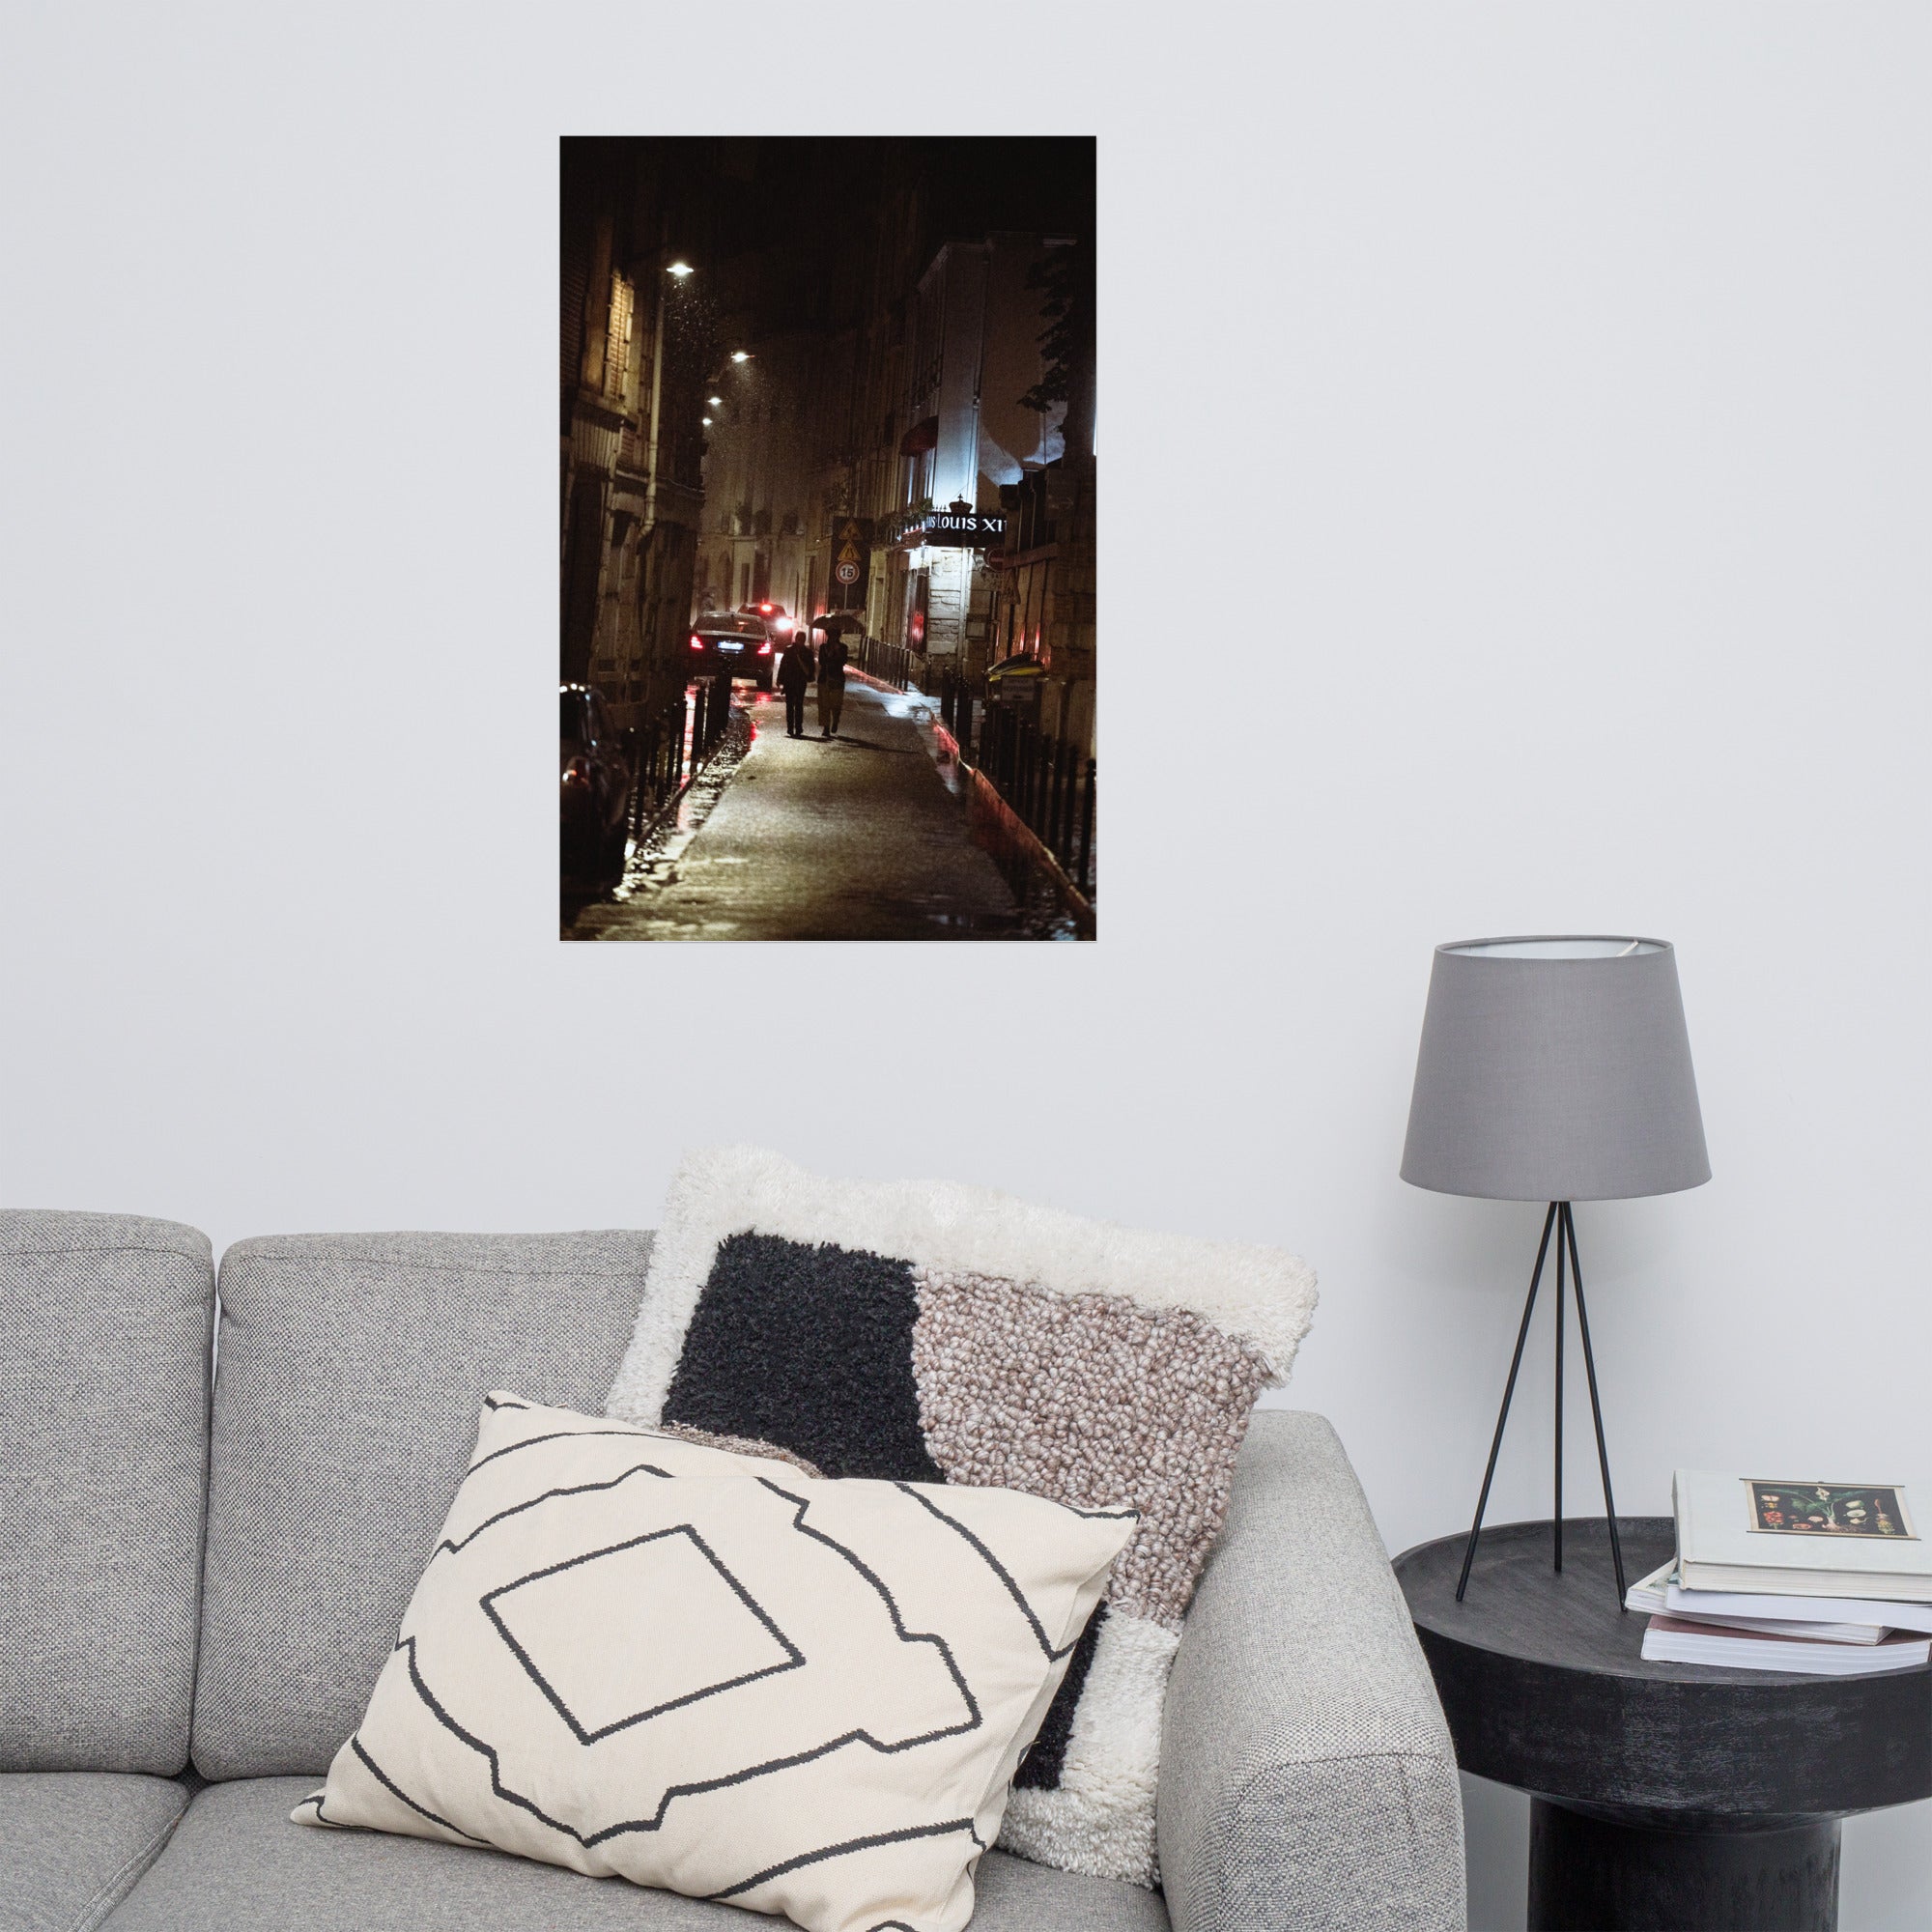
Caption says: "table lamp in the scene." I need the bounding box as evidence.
[1401,936,1709,1607]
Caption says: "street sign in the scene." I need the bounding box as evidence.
[902,510,1007,550]
[828,517,872,608]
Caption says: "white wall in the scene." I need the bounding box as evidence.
[3,7,1928,1926]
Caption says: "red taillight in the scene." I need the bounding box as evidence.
[562,756,591,787]
[759,602,773,612]
[689,635,703,651]
[757,639,772,655]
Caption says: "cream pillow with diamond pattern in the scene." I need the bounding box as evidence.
[294,1394,1134,1932]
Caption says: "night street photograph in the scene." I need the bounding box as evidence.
[559,136,1095,941]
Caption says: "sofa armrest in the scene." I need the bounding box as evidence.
[1157,1410,1464,1932]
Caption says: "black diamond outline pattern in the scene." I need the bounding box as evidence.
[481,1523,807,1746]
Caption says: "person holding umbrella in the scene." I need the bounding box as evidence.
[776,627,815,738]
[814,614,850,738]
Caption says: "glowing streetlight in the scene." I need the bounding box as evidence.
[667,261,695,278]
[730,351,751,363]
[707,396,723,407]
[702,416,713,426]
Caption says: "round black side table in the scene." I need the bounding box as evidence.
[1395,1518,1932,1932]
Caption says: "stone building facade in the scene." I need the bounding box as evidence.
[560,142,710,726]
[879,231,1086,733]
[696,327,848,624]
[612,140,1094,753]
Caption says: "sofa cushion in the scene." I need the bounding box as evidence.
[0,1211,214,1774]
[0,1771,188,1932]
[101,1778,1169,1931]
[293,1396,1134,1932]
[191,1232,655,1778]
[605,1147,1318,1887]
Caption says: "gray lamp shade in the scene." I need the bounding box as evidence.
[1401,936,1710,1203]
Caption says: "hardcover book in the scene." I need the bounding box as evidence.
[1674,1470,1932,1600]
[1622,1559,1889,1643]
[1641,1614,1932,1676]
[1623,1557,1932,1636]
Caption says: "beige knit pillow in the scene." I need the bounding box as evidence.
[295,1395,1134,1932]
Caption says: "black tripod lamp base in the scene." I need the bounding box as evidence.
[1455,1201,1628,1609]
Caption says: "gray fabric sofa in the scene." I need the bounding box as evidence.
[0,1212,1465,1932]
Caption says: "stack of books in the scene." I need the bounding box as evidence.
[1633,1471,1932,1675]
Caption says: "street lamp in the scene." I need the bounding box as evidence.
[644,254,696,536]
[702,416,713,426]
[707,396,723,407]
[730,351,751,363]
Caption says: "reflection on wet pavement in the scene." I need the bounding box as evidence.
[562,682,1064,942]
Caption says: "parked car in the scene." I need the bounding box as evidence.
[559,682,633,887]
[689,611,776,691]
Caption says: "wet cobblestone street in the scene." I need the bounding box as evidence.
[564,681,1035,941]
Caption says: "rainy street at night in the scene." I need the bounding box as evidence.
[560,137,1094,941]
[564,676,1072,942]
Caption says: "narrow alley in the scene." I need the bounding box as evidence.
[565,682,1035,941]
[561,139,1095,942]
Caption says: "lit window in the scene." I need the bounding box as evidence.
[605,272,635,399]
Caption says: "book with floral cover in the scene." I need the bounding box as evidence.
[1674,1470,1932,1599]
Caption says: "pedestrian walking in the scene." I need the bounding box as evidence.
[815,620,849,738]
[776,629,815,738]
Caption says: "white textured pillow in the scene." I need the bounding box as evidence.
[295,1395,1134,1932]
[604,1145,1319,1885]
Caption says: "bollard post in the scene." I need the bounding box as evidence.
[1051,739,1066,860]
[1077,759,1096,895]
[1059,738,1074,862]
[1063,741,1078,860]
[1060,740,1076,861]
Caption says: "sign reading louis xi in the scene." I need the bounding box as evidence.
[912,509,1007,550]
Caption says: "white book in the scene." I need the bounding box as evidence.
[1642,1614,1932,1676]
[1623,1560,1884,1640]
[1622,1560,1890,1643]
[1673,1470,1932,1601]
[1667,1578,1932,1636]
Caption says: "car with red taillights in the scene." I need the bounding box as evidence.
[687,611,776,691]
[738,600,796,644]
